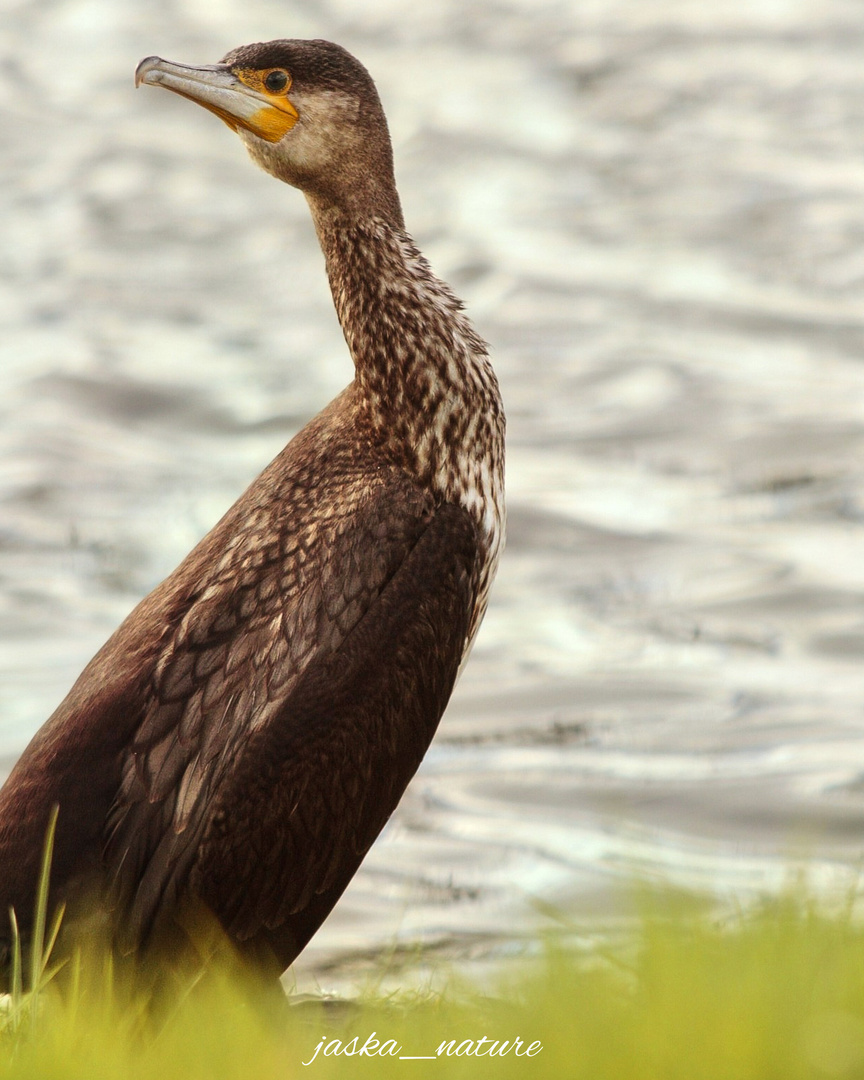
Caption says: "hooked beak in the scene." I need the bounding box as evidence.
[135,56,299,143]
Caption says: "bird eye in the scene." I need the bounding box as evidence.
[264,70,289,93]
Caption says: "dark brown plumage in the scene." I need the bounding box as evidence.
[0,39,504,979]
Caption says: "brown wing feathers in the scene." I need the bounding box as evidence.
[101,471,471,951]
[197,502,477,951]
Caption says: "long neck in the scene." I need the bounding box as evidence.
[309,204,505,527]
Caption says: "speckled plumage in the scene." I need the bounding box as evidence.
[0,39,504,978]
[315,214,505,646]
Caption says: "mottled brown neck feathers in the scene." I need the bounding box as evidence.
[309,207,504,501]
[307,203,506,649]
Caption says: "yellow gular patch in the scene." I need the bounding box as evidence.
[248,103,299,142]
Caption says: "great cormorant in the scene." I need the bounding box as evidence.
[0,39,504,980]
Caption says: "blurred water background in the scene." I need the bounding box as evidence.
[3,0,864,990]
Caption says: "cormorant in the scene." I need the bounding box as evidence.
[0,39,504,980]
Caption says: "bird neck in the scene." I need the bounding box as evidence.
[309,205,505,517]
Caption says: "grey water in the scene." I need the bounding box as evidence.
[3,0,864,990]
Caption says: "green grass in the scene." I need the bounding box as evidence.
[3,886,864,1078]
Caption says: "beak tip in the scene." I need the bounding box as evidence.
[135,56,164,88]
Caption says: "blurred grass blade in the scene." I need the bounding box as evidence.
[7,907,22,1029]
[29,804,60,996]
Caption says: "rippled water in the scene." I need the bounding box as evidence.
[3,0,864,989]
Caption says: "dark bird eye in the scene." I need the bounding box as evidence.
[264,70,288,93]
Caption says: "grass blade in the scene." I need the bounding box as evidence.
[29,804,59,996]
[7,907,22,1030]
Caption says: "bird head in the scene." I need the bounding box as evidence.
[136,39,402,224]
